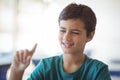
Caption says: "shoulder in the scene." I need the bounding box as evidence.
[85,55,108,68]
[41,55,62,63]
[84,55,111,79]
[33,55,62,73]
[28,55,62,79]
[84,55,109,75]
[38,55,62,68]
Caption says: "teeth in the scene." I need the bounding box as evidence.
[64,43,71,46]
[63,42,73,47]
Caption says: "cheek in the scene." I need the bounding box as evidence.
[74,37,85,46]
[58,33,62,42]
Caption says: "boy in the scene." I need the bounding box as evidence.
[9,3,111,80]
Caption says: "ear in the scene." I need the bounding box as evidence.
[86,31,95,42]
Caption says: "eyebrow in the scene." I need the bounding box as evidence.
[59,27,65,29]
[71,29,81,32]
[59,27,81,32]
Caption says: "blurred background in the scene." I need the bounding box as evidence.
[0,0,120,80]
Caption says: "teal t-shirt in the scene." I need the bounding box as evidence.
[27,55,111,80]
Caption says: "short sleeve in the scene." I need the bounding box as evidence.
[27,59,44,80]
[96,65,111,80]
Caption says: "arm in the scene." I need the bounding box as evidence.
[9,44,37,80]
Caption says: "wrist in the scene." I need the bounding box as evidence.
[9,65,25,80]
[10,65,25,74]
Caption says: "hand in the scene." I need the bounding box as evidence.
[11,43,37,72]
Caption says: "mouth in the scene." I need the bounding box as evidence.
[62,42,74,48]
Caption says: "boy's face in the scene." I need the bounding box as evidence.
[59,19,94,54]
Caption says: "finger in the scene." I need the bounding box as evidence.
[19,50,24,62]
[16,51,20,62]
[13,51,19,65]
[26,56,31,66]
[23,49,29,63]
[30,43,37,55]
[14,51,20,63]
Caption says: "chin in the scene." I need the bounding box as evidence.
[62,49,72,54]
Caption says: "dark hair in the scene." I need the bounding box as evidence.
[58,3,97,37]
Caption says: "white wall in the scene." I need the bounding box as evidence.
[1,0,120,64]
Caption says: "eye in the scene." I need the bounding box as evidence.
[59,29,66,33]
[72,31,80,34]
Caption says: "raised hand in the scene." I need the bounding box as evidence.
[9,44,37,80]
[12,43,37,71]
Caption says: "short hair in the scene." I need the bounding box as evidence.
[58,3,97,37]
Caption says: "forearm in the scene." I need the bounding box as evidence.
[9,66,25,80]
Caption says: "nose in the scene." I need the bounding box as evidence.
[63,32,71,41]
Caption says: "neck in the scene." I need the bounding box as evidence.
[62,53,85,73]
[63,53,85,65]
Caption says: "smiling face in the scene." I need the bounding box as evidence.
[59,19,94,55]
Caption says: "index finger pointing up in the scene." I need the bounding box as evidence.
[30,43,37,56]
